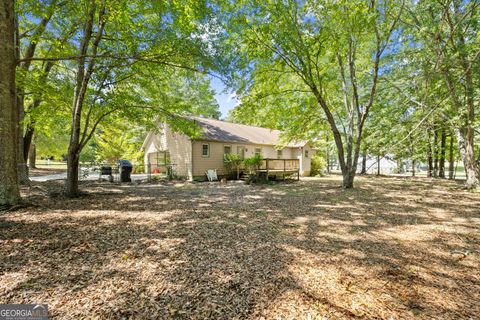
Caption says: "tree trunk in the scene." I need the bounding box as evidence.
[23,61,54,163]
[65,2,104,197]
[377,155,381,176]
[29,142,36,169]
[437,9,479,188]
[14,17,29,185]
[456,128,479,188]
[23,127,34,162]
[361,151,367,174]
[325,144,330,174]
[16,104,29,184]
[412,159,416,177]
[397,159,404,174]
[15,6,53,184]
[0,0,21,205]
[433,129,438,178]
[427,138,433,177]
[16,97,29,183]
[448,134,455,180]
[342,170,355,188]
[66,152,80,197]
[439,128,446,178]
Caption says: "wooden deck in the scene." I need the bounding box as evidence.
[256,158,300,180]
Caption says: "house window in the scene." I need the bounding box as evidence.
[254,148,262,157]
[202,144,209,157]
[277,149,283,159]
[304,150,309,158]
[224,145,231,155]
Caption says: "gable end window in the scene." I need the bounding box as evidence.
[202,144,210,157]
[304,150,309,158]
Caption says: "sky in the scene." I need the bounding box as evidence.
[209,76,239,119]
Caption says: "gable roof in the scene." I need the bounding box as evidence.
[192,117,306,148]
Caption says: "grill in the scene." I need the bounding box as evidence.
[100,166,112,175]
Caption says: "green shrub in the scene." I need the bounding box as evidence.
[224,153,243,179]
[310,154,327,176]
[243,154,263,173]
[242,155,264,183]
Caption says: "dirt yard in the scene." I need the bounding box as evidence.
[0,176,479,319]
[28,167,66,177]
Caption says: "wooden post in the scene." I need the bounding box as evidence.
[283,159,286,180]
[266,159,269,181]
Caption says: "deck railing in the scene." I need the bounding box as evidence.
[259,159,299,171]
[256,158,300,180]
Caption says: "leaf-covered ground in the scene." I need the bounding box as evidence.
[1,176,479,319]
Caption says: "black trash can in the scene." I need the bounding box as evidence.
[118,160,132,182]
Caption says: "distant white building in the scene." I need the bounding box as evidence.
[358,155,398,175]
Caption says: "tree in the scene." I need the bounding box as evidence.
[0,0,21,206]
[404,0,480,188]
[225,0,404,188]
[15,0,62,184]
[18,0,77,179]
[60,0,228,196]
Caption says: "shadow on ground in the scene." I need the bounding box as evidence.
[0,175,479,319]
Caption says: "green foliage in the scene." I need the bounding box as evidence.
[79,142,97,164]
[221,0,404,188]
[243,154,262,173]
[223,153,243,179]
[94,123,144,164]
[241,154,262,183]
[15,0,480,189]
[310,154,327,177]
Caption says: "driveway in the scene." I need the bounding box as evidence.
[30,171,151,182]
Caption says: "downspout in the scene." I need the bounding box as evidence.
[299,147,303,176]
[191,119,196,181]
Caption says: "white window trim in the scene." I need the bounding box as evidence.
[254,147,262,157]
[202,143,210,158]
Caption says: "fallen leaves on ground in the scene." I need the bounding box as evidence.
[0,175,479,319]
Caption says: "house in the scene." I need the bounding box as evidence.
[141,117,314,180]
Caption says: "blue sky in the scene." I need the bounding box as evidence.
[209,76,238,119]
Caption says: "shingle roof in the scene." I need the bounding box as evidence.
[192,117,306,147]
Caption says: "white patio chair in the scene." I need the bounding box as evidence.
[205,169,218,181]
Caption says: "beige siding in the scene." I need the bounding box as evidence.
[143,125,192,179]
[301,144,313,176]
[143,132,163,165]
[163,125,192,179]
[291,144,314,176]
